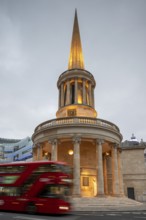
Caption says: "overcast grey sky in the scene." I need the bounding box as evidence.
[0,0,146,142]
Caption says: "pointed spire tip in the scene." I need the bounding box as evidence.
[68,10,85,70]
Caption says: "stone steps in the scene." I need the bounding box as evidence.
[71,196,145,211]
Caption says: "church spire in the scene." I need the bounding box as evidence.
[68,9,85,70]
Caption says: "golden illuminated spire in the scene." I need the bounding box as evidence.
[68,10,85,70]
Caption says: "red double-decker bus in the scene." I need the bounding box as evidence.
[0,161,72,214]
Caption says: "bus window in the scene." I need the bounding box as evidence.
[0,167,6,173]
[0,166,26,173]
[0,187,21,196]
[34,165,51,173]
[39,184,71,199]
[0,175,19,184]
[34,164,71,174]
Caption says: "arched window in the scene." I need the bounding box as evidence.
[64,84,67,105]
[86,83,89,105]
[70,83,75,104]
[78,82,83,104]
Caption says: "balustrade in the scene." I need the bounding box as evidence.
[35,117,119,133]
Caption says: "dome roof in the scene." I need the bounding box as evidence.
[129,133,138,142]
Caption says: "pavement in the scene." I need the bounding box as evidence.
[71,196,146,212]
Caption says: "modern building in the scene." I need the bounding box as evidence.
[121,134,146,202]
[0,145,4,160]
[32,11,124,198]
[0,137,33,163]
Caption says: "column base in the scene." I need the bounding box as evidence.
[72,194,81,198]
[96,194,106,198]
[112,194,123,197]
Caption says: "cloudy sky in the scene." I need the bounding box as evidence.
[0,0,146,142]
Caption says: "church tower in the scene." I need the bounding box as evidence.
[32,10,124,198]
[56,10,97,118]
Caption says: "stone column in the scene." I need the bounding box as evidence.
[73,137,81,196]
[58,86,60,108]
[92,86,95,108]
[88,82,92,106]
[111,144,120,195]
[117,148,124,196]
[49,139,58,161]
[96,139,104,196]
[36,144,41,160]
[75,78,78,104]
[66,80,70,105]
[103,154,108,195]
[82,79,86,104]
[61,83,64,107]
[32,144,37,161]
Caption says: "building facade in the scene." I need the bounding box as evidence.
[121,134,146,202]
[0,137,33,163]
[32,11,124,198]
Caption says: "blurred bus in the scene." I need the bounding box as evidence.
[0,161,72,214]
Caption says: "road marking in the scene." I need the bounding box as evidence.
[122,212,130,214]
[78,213,104,216]
[134,217,146,219]
[132,212,143,214]
[14,215,80,220]
[106,213,121,216]
[94,214,104,216]
[13,216,46,220]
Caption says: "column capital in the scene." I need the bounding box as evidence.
[96,139,104,145]
[109,142,119,148]
[48,138,57,145]
[73,136,81,144]
[32,144,36,149]
[113,143,119,148]
[118,148,122,153]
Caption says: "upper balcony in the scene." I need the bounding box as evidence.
[34,117,120,134]
[32,117,123,146]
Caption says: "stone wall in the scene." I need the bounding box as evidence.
[121,147,146,202]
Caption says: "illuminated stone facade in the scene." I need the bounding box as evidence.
[32,11,124,198]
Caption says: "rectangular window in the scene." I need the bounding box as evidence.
[83,177,89,186]
[0,165,26,173]
[0,186,21,196]
[0,175,19,184]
